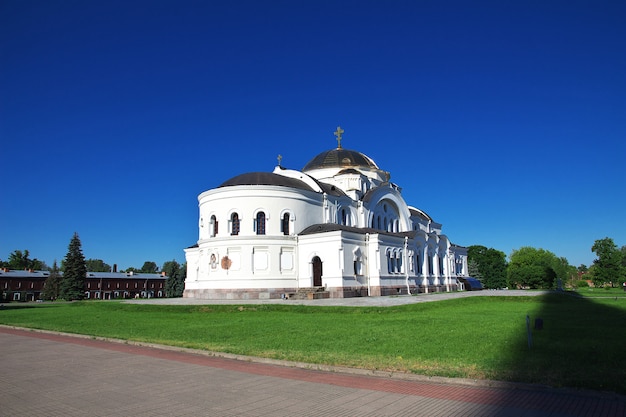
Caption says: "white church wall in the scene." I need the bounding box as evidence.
[197,186,324,240]
[185,142,467,299]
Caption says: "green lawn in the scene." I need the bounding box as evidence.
[1,292,625,394]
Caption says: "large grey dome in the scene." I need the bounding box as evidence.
[302,148,380,172]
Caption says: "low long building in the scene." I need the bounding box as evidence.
[0,269,168,301]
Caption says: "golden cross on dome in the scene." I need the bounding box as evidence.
[334,126,344,149]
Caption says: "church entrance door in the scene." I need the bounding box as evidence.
[312,256,322,287]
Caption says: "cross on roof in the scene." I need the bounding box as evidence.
[334,126,344,149]
[277,154,283,166]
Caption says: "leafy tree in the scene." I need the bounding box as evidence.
[507,247,565,289]
[162,260,186,297]
[42,261,62,300]
[59,233,87,300]
[467,245,508,289]
[85,259,111,272]
[591,237,625,287]
[558,258,578,288]
[140,261,158,273]
[6,249,47,270]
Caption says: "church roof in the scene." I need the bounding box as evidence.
[219,172,316,191]
[409,207,433,222]
[218,171,346,197]
[299,223,417,238]
[302,148,380,172]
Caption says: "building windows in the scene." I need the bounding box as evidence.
[282,213,290,236]
[416,252,422,274]
[428,254,434,276]
[210,215,218,237]
[231,213,240,236]
[386,250,395,274]
[256,211,266,235]
[386,250,404,274]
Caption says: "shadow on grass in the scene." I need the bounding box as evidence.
[494,292,626,394]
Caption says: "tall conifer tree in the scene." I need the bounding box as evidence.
[42,260,62,300]
[59,233,87,300]
[163,260,186,297]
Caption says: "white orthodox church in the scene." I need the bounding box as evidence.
[184,128,469,300]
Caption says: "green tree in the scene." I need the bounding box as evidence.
[59,233,87,300]
[591,237,625,287]
[162,260,186,297]
[85,259,111,272]
[467,259,483,280]
[140,261,158,273]
[507,247,565,289]
[42,260,62,300]
[467,245,508,289]
[6,249,47,270]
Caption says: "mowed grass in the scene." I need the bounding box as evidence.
[1,292,625,394]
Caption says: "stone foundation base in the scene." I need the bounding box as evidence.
[184,288,297,300]
[184,284,462,300]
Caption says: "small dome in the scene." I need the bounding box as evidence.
[302,148,380,172]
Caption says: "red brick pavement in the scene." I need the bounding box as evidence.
[2,326,624,417]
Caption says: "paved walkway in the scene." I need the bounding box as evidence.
[2,325,624,416]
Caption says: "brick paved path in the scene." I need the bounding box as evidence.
[1,326,624,416]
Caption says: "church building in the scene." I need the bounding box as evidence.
[184,128,469,300]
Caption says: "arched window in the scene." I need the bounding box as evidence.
[341,208,347,225]
[416,251,422,274]
[210,215,218,237]
[282,213,290,236]
[428,253,434,276]
[354,255,363,276]
[256,211,266,235]
[231,213,240,236]
[387,250,394,274]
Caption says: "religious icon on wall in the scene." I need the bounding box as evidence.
[210,253,217,269]
[221,256,232,270]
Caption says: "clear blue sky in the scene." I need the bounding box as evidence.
[1,1,625,270]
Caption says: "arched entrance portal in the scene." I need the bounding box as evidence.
[312,256,323,287]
